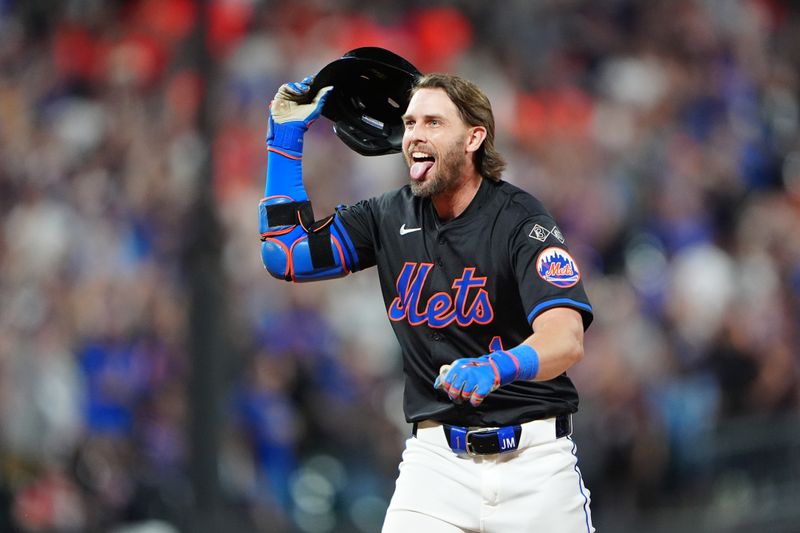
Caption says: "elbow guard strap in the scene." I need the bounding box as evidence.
[259,195,351,282]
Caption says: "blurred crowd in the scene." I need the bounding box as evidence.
[1,0,799,532]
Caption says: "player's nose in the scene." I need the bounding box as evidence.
[403,126,426,155]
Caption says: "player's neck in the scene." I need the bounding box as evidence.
[431,171,483,221]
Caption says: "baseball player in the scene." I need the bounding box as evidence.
[260,66,595,532]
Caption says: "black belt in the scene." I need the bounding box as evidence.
[416,414,572,456]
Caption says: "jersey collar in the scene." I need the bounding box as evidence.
[429,177,496,227]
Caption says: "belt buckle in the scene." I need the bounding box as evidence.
[465,427,498,456]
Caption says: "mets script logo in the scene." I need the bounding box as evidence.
[537,247,580,288]
[388,262,494,328]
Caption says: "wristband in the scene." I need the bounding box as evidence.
[266,118,306,155]
[492,344,539,385]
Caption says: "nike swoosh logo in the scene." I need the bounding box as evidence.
[399,224,422,236]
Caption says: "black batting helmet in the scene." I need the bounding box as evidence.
[310,47,422,156]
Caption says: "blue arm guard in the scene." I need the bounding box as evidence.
[260,111,356,282]
[259,195,354,282]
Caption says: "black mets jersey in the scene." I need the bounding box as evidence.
[335,178,593,427]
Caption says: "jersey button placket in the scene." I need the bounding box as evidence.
[436,235,446,267]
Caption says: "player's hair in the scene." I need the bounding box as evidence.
[411,73,506,182]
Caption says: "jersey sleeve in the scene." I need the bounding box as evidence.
[510,215,593,330]
[333,199,379,272]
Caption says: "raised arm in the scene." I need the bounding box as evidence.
[259,78,354,282]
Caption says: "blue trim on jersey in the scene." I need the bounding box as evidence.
[569,436,594,533]
[527,298,593,324]
[333,215,359,271]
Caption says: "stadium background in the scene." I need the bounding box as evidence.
[0,0,798,531]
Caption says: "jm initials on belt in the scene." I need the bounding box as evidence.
[445,425,522,456]
[441,414,572,456]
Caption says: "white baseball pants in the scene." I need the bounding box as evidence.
[382,417,594,533]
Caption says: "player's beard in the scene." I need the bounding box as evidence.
[409,138,466,198]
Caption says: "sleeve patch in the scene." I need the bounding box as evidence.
[536,247,580,288]
[528,224,565,243]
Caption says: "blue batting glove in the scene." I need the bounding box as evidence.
[281,75,314,99]
[434,345,539,407]
[281,75,313,97]
[270,78,332,127]
[267,76,332,154]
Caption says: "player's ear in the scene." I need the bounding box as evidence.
[465,126,487,154]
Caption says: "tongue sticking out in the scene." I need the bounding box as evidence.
[410,161,434,181]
